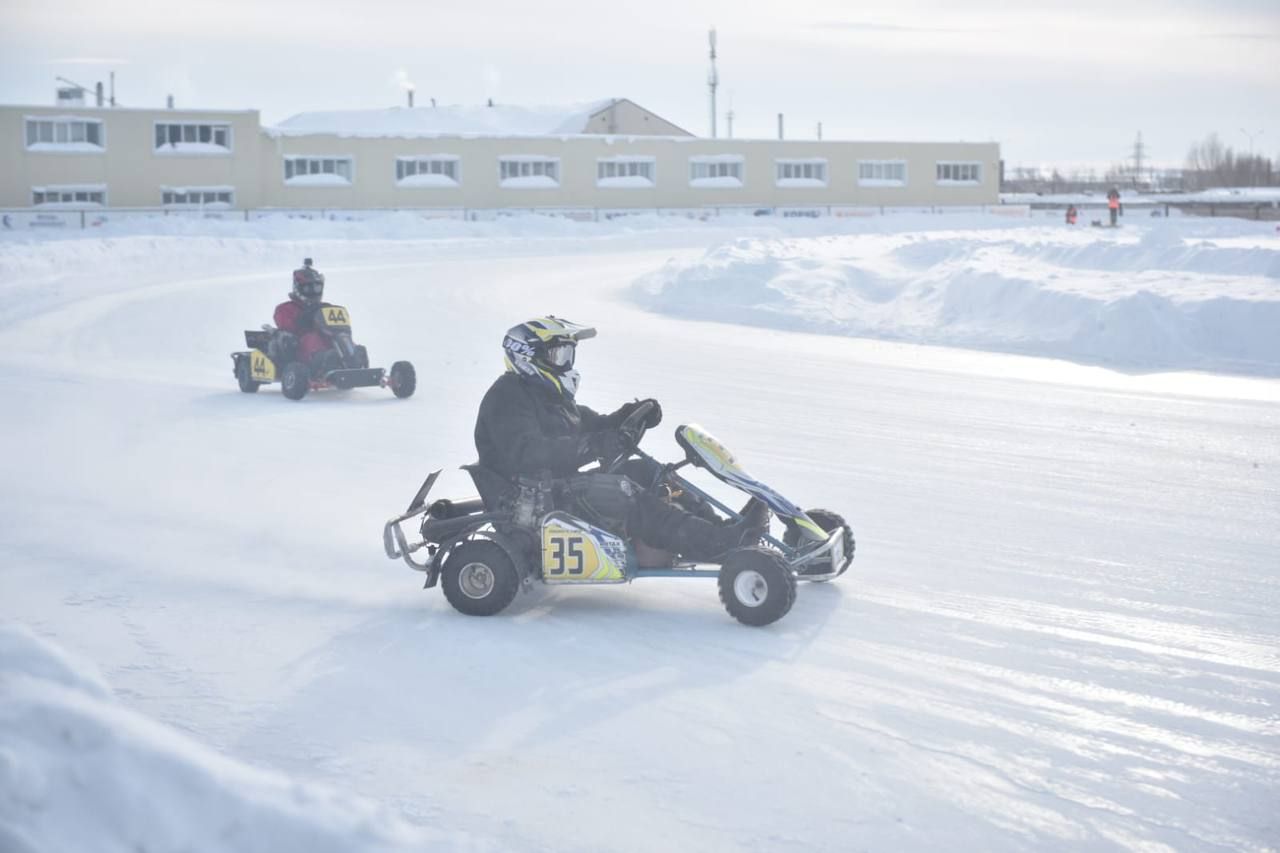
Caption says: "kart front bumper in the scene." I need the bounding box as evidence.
[323,367,386,389]
[788,526,849,581]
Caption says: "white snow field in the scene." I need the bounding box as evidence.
[1,213,1278,852]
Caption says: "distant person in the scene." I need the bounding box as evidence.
[271,259,332,369]
[1107,187,1121,227]
[1065,204,1078,225]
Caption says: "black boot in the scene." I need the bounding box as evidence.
[630,494,770,562]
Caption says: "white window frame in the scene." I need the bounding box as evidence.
[31,184,108,208]
[395,155,461,187]
[857,160,908,188]
[935,161,982,185]
[283,156,355,186]
[775,158,828,188]
[152,121,233,155]
[498,156,560,188]
[23,116,106,152]
[596,156,657,188]
[161,186,235,208]
[689,154,745,188]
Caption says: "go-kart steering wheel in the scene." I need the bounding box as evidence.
[603,400,656,473]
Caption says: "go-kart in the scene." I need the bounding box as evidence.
[231,303,416,400]
[382,402,854,626]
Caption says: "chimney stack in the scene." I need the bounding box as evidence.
[407,89,414,108]
[166,94,174,109]
[777,113,784,140]
[95,82,104,107]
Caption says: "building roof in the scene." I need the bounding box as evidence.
[268,99,633,139]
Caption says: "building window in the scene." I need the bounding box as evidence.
[161,187,234,208]
[154,122,232,154]
[597,157,656,188]
[936,161,982,184]
[689,155,744,188]
[498,157,560,188]
[24,117,105,152]
[775,159,828,187]
[31,184,107,207]
[283,156,354,186]
[858,160,908,187]
[395,156,460,187]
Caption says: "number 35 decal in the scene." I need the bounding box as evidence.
[547,534,585,576]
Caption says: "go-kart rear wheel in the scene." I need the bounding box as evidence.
[784,509,855,581]
[281,361,310,401]
[235,357,261,393]
[717,547,796,626]
[441,540,520,617]
[389,360,416,399]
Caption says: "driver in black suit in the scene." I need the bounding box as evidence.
[474,316,768,562]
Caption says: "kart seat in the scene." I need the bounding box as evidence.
[462,463,515,511]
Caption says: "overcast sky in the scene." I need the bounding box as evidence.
[3,0,1277,170]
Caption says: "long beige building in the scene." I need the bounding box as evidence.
[1,96,1000,214]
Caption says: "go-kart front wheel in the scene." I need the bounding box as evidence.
[235,357,260,393]
[281,361,310,401]
[717,548,796,626]
[389,360,416,399]
[441,540,520,617]
[784,508,855,581]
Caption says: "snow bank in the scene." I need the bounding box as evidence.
[632,221,1280,374]
[0,623,463,853]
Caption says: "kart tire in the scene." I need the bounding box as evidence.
[389,360,416,399]
[281,361,310,401]
[717,547,796,627]
[441,540,520,617]
[354,344,370,369]
[784,509,855,581]
[235,356,261,393]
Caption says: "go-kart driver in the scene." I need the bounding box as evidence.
[270,259,332,370]
[474,316,769,562]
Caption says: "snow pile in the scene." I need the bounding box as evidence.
[0,624,465,853]
[270,99,617,138]
[632,221,1280,374]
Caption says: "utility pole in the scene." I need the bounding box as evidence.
[1131,131,1147,188]
[1240,128,1263,186]
[708,28,719,138]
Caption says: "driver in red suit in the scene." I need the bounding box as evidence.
[272,259,331,367]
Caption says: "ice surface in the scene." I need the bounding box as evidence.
[1,212,1277,852]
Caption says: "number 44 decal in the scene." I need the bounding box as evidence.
[547,534,585,576]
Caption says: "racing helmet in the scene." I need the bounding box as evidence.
[502,316,597,398]
[291,258,325,304]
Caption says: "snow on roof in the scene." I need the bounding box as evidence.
[267,99,622,139]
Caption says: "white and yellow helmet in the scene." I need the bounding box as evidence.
[502,316,597,398]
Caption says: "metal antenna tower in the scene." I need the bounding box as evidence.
[708,28,719,138]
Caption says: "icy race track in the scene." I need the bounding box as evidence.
[1,217,1278,852]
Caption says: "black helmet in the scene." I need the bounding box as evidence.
[291,258,325,304]
[502,316,597,398]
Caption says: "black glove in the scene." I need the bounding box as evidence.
[617,398,663,430]
[586,428,632,463]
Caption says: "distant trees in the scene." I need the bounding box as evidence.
[1001,133,1278,195]
[1183,133,1275,189]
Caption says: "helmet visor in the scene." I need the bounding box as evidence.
[298,279,324,300]
[545,342,576,369]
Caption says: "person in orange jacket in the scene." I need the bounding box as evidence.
[1065,204,1078,225]
[1107,188,1121,227]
